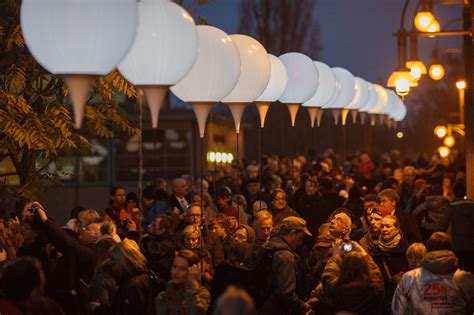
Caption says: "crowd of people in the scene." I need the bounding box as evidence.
[0,148,473,314]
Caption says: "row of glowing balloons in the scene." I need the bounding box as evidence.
[20,0,406,136]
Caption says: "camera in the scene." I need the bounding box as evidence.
[343,243,353,252]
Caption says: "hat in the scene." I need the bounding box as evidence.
[369,205,391,216]
[236,224,256,244]
[216,186,232,198]
[281,216,312,236]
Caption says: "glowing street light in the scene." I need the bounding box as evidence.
[414,11,436,32]
[434,125,448,138]
[438,146,451,158]
[429,64,445,80]
[427,20,441,34]
[443,135,455,147]
[456,80,466,90]
[396,131,404,139]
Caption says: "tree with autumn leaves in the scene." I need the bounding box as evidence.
[0,1,139,211]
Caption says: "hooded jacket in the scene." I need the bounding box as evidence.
[392,250,474,314]
[260,236,307,315]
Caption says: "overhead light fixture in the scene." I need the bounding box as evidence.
[406,60,427,80]
[414,11,436,32]
[427,20,441,33]
[443,135,455,147]
[438,146,450,158]
[429,64,445,80]
[434,125,447,138]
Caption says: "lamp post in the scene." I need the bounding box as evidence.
[391,0,474,197]
[456,79,466,124]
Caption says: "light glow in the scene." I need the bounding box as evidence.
[434,126,447,138]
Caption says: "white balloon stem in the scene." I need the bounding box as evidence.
[350,110,357,124]
[369,114,377,126]
[256,102,271,128]
[141,85,168,129]
[227,102,247,134]
[341,109,350,126]
[308,107,318,128]
[332,109,341,125]
[287,103,300,127]
[190,102,214,138]
[316,108,324,127]
[62,74,96,129]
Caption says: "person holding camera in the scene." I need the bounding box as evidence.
[308,244,384,315]
[28,202,99,314]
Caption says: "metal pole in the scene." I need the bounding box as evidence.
[463,1,474,198]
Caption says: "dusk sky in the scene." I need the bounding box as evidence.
[195,0,463,86]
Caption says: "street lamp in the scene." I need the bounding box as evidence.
[456,79,466,124]
[438,146,451,158]
[429,63,445,80]
[414,11,436,32]
[443,135,455,147]
[434,125,448,138]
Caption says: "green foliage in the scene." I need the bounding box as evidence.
[0,0,139,210]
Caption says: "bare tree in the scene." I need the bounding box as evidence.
[239,0,321,59]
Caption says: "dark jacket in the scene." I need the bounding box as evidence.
[312,254,384,315]
[371,237,410,303]
[140,234,175,282]
[430,198,474,253]
[40,220,96,315]
[260,236,307,315]
[155,280,210,315]
[292,193,330,236]
[168,194,189,214]
[396,208,422,243]
[412,195,450,234]
[91,260,154,315]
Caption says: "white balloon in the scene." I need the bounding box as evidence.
[384,90,399,116]
[323,67,356,109]
[369,84,389,114]
[358,83,378,112]
[21,0,137,75]
[256,54,288,102]
[171,25,240,102]
[345,77,370,110]
[221,35,270,103]
[278,53,319,104]
[118,0,197,85]
[303,61,337,108]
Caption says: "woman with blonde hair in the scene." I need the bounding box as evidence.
[90,238,154,314]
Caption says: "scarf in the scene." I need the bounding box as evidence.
[365,230,379,251]
[378,233,401,252]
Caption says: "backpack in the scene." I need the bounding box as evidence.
[211,243,277,309]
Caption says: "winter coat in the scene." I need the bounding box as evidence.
[412,195,450,234]
[396,208,422,243]
[259,236,307,315]
[371,237,410,303]
[140,234,175,282]
[429,198,474,253]
[90,260,155,315]
[292,193,330,236]
[40,220,96,315]
[311,254,384,315]
[392,250,474,314]
[155,280,210,315]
